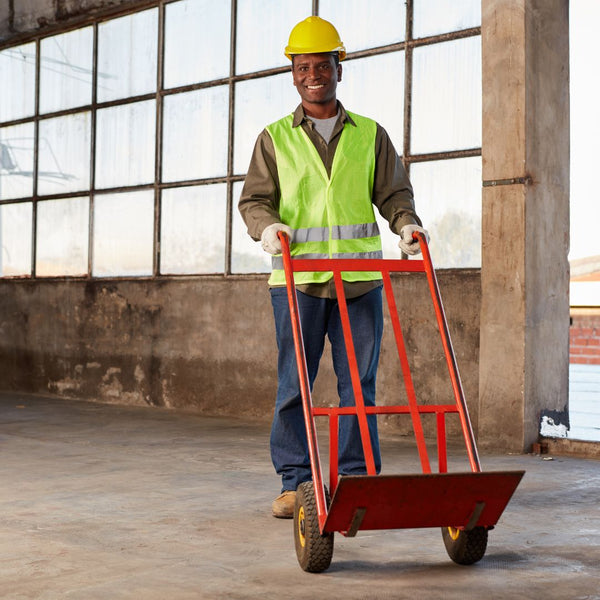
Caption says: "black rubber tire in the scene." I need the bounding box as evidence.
[441,526,488,565]
[293,482,334,573]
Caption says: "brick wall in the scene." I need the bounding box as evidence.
[570,310,600,365]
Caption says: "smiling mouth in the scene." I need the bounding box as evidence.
[307,84,325,90]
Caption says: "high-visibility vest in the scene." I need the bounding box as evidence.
[266,111,383,286]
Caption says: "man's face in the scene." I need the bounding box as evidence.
[291,53,342,112]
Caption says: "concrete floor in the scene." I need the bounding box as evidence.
[1,393,599,600]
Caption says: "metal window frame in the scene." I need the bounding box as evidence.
[0,0,481,281]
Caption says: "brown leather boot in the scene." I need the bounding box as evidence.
[272,490,296,518]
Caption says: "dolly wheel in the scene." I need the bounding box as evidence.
[441,526,488,565]
[293,482,334,573]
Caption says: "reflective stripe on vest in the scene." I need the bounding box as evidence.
[291,222,381,244]
[266,111,382,286]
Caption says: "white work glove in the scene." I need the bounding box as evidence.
[260,223,292,255]
[398,224,430,255]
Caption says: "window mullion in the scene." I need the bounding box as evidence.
[154,2,166,277]
[88,21,99,278]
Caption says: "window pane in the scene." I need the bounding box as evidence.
[0,202,32,276]
[93,190,154,277]
[96,100,156,189]
[414,0,481,38]
[97,9,158,102]
[38,112,91,196]
[0,122,34,200]
[233,73,299,175]
[164,0,230,88]
[320,0,405,51]
[231,181,270,273]
[339,51,404,152]
[0,43,36,122]
[40,27,93,114]
[162,87,228,182]
[410,157,481,268]
[160,184,226,274]
[36,197,89,276]
[411,37,481,154]
[235,0,311,74]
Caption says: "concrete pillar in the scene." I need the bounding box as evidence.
[0,2,11,42]
[479,0,570,451]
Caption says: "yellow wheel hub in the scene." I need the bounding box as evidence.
[297,506,306,547]
[447,526,461,541]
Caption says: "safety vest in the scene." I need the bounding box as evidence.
[266,111,383,286]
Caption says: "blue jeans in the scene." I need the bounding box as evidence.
[270,286,383,492]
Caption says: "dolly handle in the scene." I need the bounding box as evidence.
[277,231,329,529]
[413,231,482,473]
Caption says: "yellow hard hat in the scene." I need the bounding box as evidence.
[285,16,346,61]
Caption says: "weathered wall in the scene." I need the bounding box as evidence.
[0,274,481,438]
[1,0,150,42]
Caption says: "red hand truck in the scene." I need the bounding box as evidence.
[278,231,524,573]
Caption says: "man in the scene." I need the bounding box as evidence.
[238,16,429,518]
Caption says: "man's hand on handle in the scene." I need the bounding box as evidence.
[261,223,292,255]
[398,224,430,256]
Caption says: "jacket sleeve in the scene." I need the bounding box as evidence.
[372,124,422,235]
[238,129,282,242]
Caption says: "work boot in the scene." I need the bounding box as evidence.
[272,490,296,518]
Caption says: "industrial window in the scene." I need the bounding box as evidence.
[0,0,482,279]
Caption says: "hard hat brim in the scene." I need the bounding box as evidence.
[285,47,346,61]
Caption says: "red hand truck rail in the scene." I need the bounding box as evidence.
[278,231,481,533]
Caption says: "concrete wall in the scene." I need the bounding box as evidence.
[1,0,147,41]
[0,273,481,438]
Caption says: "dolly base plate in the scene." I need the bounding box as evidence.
[323,471,524,535]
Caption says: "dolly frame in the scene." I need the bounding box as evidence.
[278,231,523,544]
